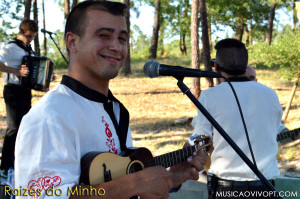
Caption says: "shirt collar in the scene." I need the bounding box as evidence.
[227,76,250,82]
[60,75,118,103]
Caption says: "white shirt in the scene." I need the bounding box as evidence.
[15,76,133,198]
[190,80,282,181]
[0,41,33,84]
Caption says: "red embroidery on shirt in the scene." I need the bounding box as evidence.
[27,176,61,198]
[102,116,118,154]
[105,123,113,137]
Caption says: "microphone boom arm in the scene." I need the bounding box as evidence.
[175,76,282,198]
[48,33,69,65]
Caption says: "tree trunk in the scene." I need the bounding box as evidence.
[180,33,187,55]
[244,24,249,47]
[200,0,213,88]
[282,73,299,121]
[199,13,203,64]
[122,0,131,75]
[180,0,188,56]
[249,19,253,46]
[191,0,201,99]
[266,3,276,45]
[64,0,70,20]
[208,21,212,51]
[33,0,40,56]
[24,0,32,20]
[72,0,78,9]
[42,0,47,56]
[234,16,244,41]
[159,26,165,56]
[293,2,298,31]
[149,0,160,59]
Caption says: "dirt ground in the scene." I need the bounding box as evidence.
[0,69,299,178]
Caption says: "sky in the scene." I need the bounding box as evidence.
[0,1,295,46]
[40,2,155,35]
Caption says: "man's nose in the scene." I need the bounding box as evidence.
[108,37,122,52]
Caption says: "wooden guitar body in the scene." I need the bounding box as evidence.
[80,148,155,185]
[80,136,211,185]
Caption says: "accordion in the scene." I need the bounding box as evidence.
[20,56,55,92]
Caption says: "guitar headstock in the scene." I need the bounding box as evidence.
[192,135,212,154]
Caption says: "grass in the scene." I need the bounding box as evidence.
[0,59,299,174]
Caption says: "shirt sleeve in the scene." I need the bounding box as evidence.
[15,119,79,199]
[0,45,13,64]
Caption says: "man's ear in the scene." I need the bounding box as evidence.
[214,63,221,74]
[65,32,78,53]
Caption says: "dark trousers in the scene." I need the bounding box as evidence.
[208,174,278,199]
[1,84,31,170]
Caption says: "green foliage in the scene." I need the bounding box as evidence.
[52,56,69,69]
[164,39,191,57]
[207,0,270,41]
[0,0,23,43]
[249,26,300,80]
[163,0,191,37]
[41,30,69,69]
[131,25,151,60]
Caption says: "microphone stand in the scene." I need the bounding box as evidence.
[175,76,282,198]
[47,33,69,65]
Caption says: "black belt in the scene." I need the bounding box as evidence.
[6,83,20,86]
[218,179,275,187]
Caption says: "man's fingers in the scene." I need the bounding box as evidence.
[20,65,29,76]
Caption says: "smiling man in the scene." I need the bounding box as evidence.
[14,1,207,199]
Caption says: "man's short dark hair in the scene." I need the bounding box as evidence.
[64,0,127,40]
[215,38,248,75]
[19,19,38,34]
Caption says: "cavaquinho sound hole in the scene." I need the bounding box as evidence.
[127,160,144,174]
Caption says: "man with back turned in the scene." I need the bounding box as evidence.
[190,38,282,199]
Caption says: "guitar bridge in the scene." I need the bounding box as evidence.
[102,163,112,182]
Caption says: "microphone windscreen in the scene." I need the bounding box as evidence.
[144,60,159,78]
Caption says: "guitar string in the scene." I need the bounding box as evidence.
[140,142,211,167]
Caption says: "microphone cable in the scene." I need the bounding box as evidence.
[222,77,258,171]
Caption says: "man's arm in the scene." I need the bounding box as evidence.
[69,150,207,199]
[170,142,208,188]
[70,166,174,199]
[0,61,28,76]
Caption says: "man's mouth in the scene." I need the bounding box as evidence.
[101,55,121,64]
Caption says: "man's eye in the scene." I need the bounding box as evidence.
[119,37,127,42]
[100,34,110,38]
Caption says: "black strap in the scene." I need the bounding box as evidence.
[103,102,119,136]
[8,38,35,55]
[118,102,130,151]
[106,89,129,151]
[7,38,35,82]
[103,101,129,151]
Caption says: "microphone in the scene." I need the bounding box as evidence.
[41,29,55,35]
[144,60,223,78]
